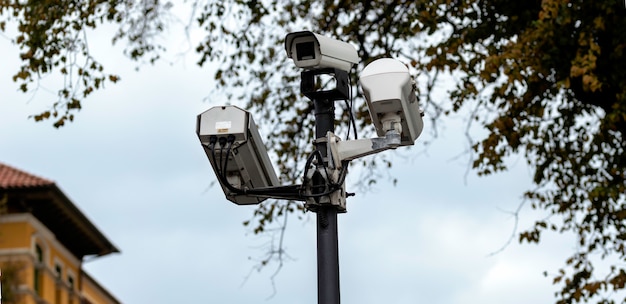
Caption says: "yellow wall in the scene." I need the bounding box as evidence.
[0,214,118,304]
[0,221,30,249]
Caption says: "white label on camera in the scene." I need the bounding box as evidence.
[215,121,231,133]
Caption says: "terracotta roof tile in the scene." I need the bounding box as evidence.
[0,162,55,189]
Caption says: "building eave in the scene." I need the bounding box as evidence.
[3,184,120,259]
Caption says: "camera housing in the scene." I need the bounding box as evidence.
[285,31,359,71]
[360,58,423,146]
[196,106,279,205]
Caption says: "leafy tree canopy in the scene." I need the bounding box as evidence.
[2,0,626,302]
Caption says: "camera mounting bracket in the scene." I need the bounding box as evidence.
[301,68,350,101]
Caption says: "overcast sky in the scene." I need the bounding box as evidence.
[0,12,579,304]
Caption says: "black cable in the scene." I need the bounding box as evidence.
[208,136,219,175]
[346,73,358,140]
[223,135,236,176]
[208,144,347,200]
[207,137,248,196]
[336,160,349,186]
[301,149,320,190]
[206,136,246,196]
[317,150,333,193]
[206,136,305,200]
[218,136,227,175]
[297,149,348,198]
[208,143,343,200]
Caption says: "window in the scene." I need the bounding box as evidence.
[55,263,63,278]
[55,262,63,304]
[67,274,75,304]
[67,274,74,290]
[34,243,44,296]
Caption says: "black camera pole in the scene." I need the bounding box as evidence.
[314,101,340,304]
[301,68,350,304]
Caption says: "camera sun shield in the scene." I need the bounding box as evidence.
[285,31,359,71]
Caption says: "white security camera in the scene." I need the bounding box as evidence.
[196,106,280,205]
[360,58,423,146]
[285,31,359,71]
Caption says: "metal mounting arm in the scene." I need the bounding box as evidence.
[327,131,402,168]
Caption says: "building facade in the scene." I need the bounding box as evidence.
[0,163,121,304]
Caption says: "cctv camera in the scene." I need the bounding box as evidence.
[360,58,423,146]
[285,31,359,71]
[197,106,280,205]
